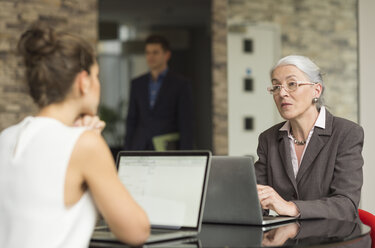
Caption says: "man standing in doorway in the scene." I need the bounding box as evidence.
[124,34,194,150]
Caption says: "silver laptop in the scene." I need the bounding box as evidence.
[92,151,211,244]
[203,156,296,226]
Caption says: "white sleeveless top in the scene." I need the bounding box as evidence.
[0,117,97,248]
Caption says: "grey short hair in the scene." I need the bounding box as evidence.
[270,55,325,109]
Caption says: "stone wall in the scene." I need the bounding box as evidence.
[0,0,98,131]
[212,0,228,155]
[211,0,358,154]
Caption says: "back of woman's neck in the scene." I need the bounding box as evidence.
[37,103,79,126]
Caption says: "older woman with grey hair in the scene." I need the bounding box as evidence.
[255,55,364,221]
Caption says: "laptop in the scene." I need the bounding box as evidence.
[92,150,211,244]
[202,156,296,226]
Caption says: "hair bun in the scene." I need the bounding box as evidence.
[18,23,57,65]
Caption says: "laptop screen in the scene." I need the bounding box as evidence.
[117,152,210,229]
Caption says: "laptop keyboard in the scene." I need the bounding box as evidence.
[95,225,190,236]
[151,229,177,234]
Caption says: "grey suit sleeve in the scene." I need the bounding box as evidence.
[254,132,269,185]
[293,125,364,221]
[254,132,271,216]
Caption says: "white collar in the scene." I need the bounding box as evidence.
[279,106,326,133]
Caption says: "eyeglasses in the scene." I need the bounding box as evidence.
[267,81,317,95]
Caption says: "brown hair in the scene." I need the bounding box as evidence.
[145,34,170,52]
[18,23,95,108]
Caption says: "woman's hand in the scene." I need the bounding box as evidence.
[74,115,106,134]
[257,184,300,217]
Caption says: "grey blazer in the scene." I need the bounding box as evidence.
[255,110,364,221]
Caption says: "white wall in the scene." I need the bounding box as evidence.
[227,24,281,157]
[359,0,375,213]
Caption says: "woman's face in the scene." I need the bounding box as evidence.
[271,65,320,121]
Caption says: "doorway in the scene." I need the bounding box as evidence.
[98,0,213,151]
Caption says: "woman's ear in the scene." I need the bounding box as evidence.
[76,70,90,95]
[314,83,323,98]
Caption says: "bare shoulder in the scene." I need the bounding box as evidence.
[76,130,108,150]
[71,130,115,172]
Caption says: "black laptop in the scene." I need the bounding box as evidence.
[203,156,296,226]
[92,151,211,244]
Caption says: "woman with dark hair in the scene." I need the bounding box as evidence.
[255,55,364,221]
[0,23,150,247]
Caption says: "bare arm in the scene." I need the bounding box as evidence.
[70,130,150,245]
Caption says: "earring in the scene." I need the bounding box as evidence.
[312,97,318,103]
